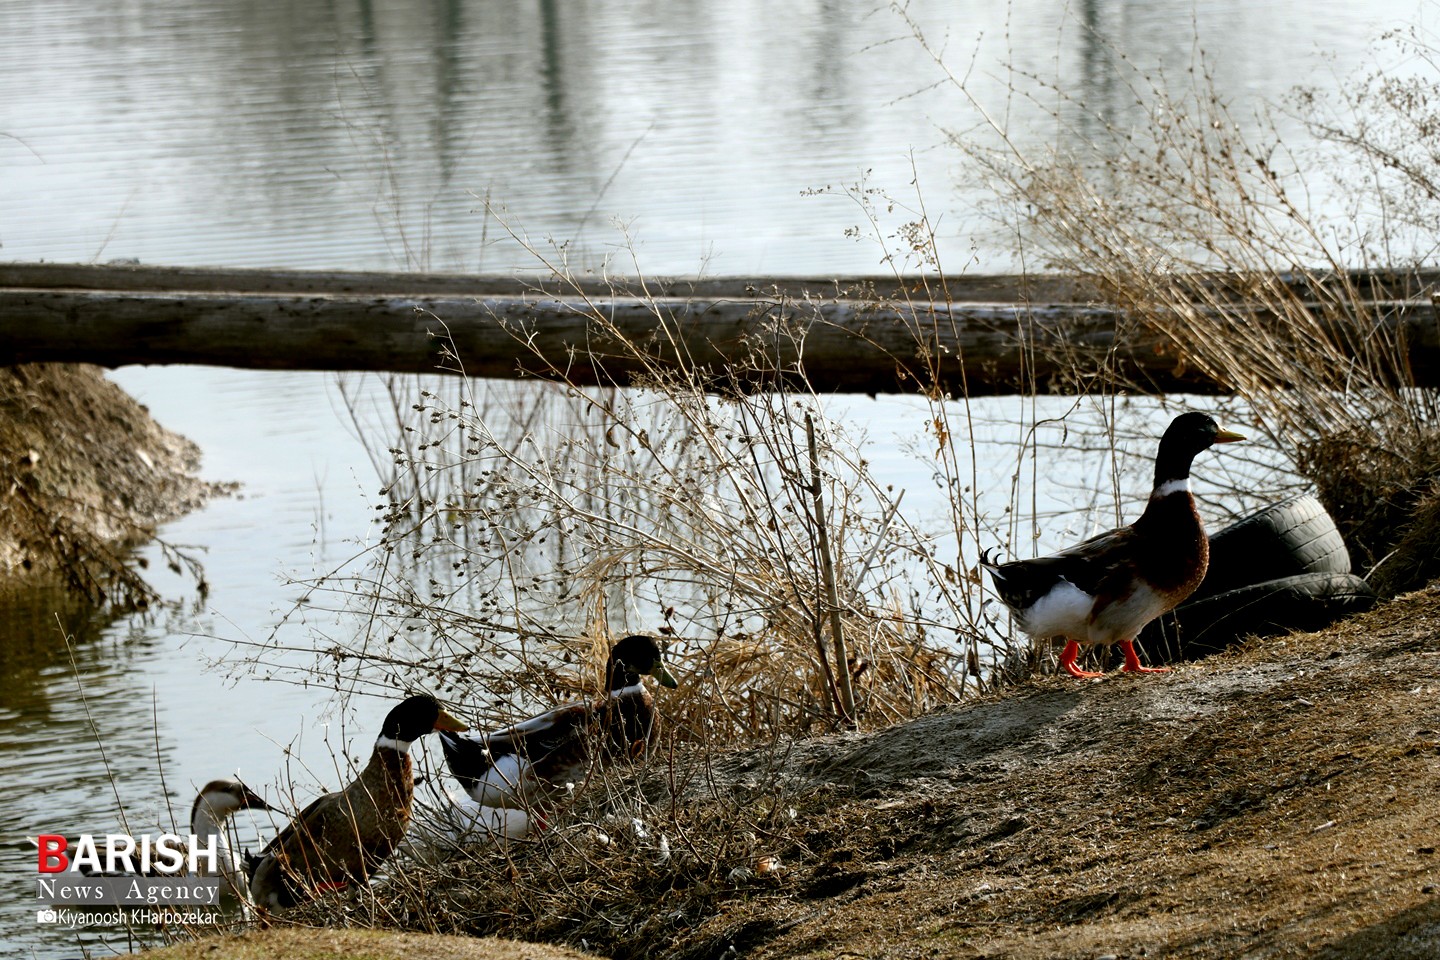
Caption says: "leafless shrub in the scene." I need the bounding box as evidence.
[252,252,1013,759]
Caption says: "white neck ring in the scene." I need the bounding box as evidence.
[1154,477,1190,498]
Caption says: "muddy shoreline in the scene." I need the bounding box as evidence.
[0,363,224,607]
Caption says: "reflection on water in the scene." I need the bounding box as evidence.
[0,587,98,708]
[0,591,192,956]
[0,0,1420,276]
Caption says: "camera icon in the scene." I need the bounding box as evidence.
[36,908,58,924]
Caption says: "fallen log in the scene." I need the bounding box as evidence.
[3,263,1438,395]
[0,287,1135,395]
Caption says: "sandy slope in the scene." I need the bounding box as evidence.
[678,586,1440,959]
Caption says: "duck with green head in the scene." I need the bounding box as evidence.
[248,694,466,910]
[981,413,1245,678]
[439,635,679,809]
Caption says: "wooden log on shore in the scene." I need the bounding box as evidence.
[2,263,1438,395]
[0,287,1142,395]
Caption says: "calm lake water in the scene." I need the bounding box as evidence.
[0,0,1419,275]
[0,0,1417,955]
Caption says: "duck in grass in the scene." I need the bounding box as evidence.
[439,634,678,810]
[981,412,1244,679]
[247,694,466,910]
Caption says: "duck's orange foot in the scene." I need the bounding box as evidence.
[1059,640,1105,679]
[1119,639,1170,674]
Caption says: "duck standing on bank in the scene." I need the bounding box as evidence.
[248,694,467,910]
[439,634,678,810]
[981,412,1244,679]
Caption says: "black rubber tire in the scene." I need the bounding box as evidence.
[1142,572,1376,661]
[1194,495,1351,602]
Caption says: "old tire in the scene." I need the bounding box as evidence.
[1142,572,1376,661]
[1195,494,1351,602]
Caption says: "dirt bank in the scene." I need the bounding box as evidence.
[280,585,1438,960]
[0,363,221,605]
[160,587,1440,959]
[666,585,1440,959]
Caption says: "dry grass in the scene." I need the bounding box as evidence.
[247,242,1033,751]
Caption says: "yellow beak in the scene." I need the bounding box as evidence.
[433,708,469,733]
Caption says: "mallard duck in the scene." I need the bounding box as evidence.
[248,694,466,910]
[40,778,271,897]
[981,412,1244,679]
[189,778,274,910]
[438,634,678,809]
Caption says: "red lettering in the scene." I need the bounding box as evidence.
[37,835,68,873]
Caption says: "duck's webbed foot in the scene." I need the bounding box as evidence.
[1119,638,1169,674]
[1059,639,1105,679]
